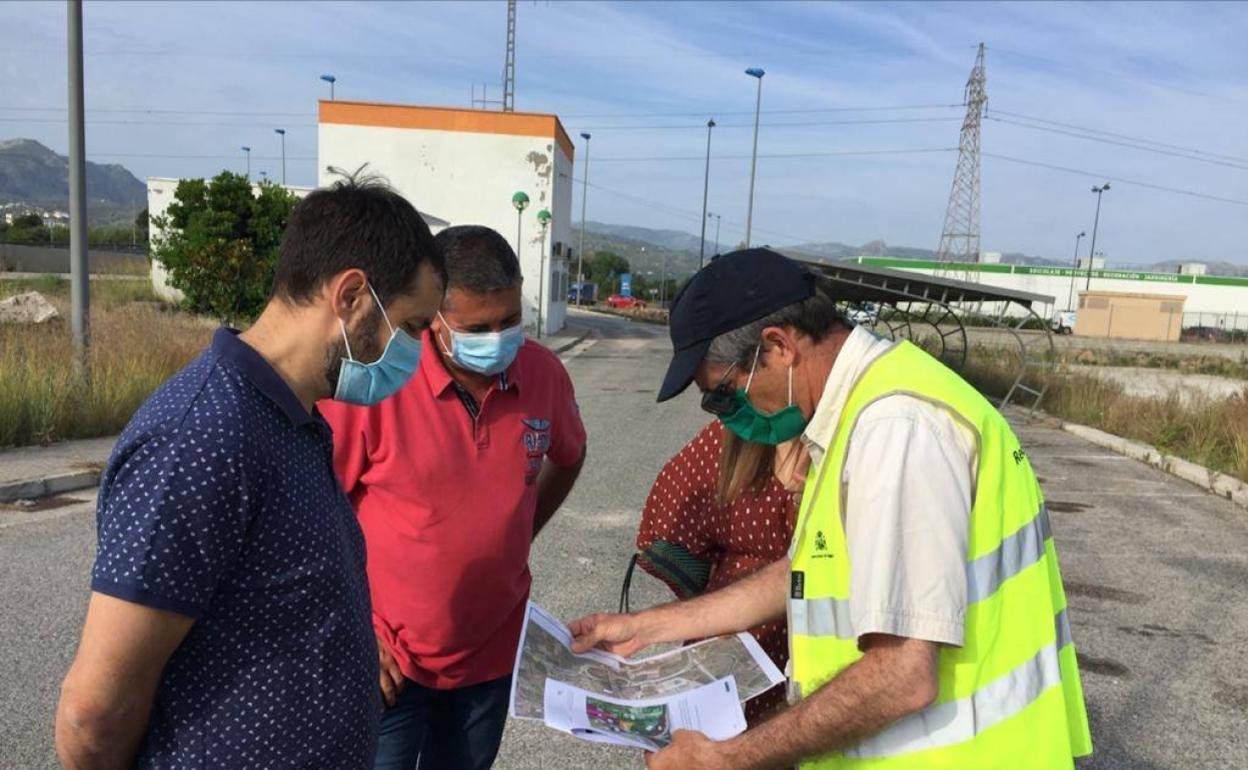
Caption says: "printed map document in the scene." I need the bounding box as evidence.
[543,676,746,751]
[509,601,784,745]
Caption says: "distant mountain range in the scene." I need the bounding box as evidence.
[3,139,1241,278]
[574,222,1248,278]
[0,139,145,222]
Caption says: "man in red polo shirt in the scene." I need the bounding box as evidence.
[321,224,587,770]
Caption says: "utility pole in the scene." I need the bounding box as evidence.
[935,43,987,282]
[576,132,591,306]
[502,0,516,112]
[67,0,90,361]
[744,68,765,247]
[699,118,715,267]
[1086,184,1110,291]
[708,212,722,257]
[242,146,251,180]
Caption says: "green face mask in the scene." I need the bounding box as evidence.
[718,349,809,445]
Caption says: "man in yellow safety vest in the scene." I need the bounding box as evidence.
[570,248,1091,770]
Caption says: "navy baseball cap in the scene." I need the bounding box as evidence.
[657,248,816,403]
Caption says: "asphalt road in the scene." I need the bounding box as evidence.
[2,309,1245,769]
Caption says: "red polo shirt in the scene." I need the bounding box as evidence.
[320,329,586,689]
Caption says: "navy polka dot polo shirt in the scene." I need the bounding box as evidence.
[91,328,379,769]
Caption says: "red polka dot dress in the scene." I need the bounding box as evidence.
[636,421,798,723]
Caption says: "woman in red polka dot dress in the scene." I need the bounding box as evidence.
[635,420,803,724]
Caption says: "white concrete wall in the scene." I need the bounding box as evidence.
[319,123,572,336]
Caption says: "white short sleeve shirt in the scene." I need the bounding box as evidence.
[798,327,979,647]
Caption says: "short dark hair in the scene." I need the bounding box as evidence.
[272,168,446,305]
[433,225,521,294]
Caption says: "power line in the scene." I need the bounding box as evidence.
[0,106,317,117]
[591,147,955,163]
[570,117,960,132]
[982,152,1248,207]
[562,103,961,119]
[559,171,828,247]
[988,108,1248,165]
[0,117,317,128]
[0,102,959,121]
[987,116,1248,172]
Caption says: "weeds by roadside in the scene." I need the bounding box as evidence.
[961,345,1248,482]
[0,281,212,448]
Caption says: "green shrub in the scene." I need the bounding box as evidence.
[151,171,298,324]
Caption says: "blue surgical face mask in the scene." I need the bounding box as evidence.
[333,284,423,406]
[437,312,524,376]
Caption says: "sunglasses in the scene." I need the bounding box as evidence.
[700,362,739,417]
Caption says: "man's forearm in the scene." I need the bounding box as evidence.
[638,557,789,645]
[717,638,939,770]
[533,450,586,538]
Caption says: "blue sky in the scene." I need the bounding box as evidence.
[3,1,1247,264]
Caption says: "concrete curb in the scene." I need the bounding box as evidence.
[545,326,591,356]
[0,469,100,504]
[1061,422,1248,510]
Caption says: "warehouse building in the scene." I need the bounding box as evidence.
[847,256,1248,333]
[318,100,575,336]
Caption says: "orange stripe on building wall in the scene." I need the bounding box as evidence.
[319,100,575,160]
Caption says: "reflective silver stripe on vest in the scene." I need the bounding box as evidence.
[789,595,855,639]
[966,505,1052,604]
[1055,607,1073,651]
[846,612,1068,760]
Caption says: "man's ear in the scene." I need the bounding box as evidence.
[327,268,370,322]
[760,325,798,368]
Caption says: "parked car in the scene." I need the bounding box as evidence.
[846,302,880,326]
[604,294,648,309]
[1050,311,1077,335]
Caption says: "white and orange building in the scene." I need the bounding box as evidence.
[318,100,576,336]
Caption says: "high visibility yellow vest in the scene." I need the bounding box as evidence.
[788,341,1092,769]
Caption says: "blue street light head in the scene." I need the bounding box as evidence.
[745,67,765,78]
[320,74,336,84]
[274,128,286,136]
[580,132,591,141]
[241,146,251,152]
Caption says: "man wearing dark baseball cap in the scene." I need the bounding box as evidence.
[570,249,1091,770]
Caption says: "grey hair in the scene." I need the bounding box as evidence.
[705,277,847,367]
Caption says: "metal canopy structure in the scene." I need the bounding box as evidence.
[784,254,1058,412]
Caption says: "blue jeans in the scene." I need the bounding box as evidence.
[373,675,512,770]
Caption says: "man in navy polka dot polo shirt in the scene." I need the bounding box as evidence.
[55,173,446,769]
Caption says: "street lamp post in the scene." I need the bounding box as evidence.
[274,129,287,185]
[1066,231,1086,311]
[744,67,765,247]
[512,190,530,329]
[320,74,337,100]
[1085,183,1110,291]
[708,212,722,257]
[241,146,251,180]
[698,118,715,268]
[576,132,591,307]
[536,208,551,340]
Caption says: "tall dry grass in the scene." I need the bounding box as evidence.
[1,280,213,447]
[961,345,1248,482]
